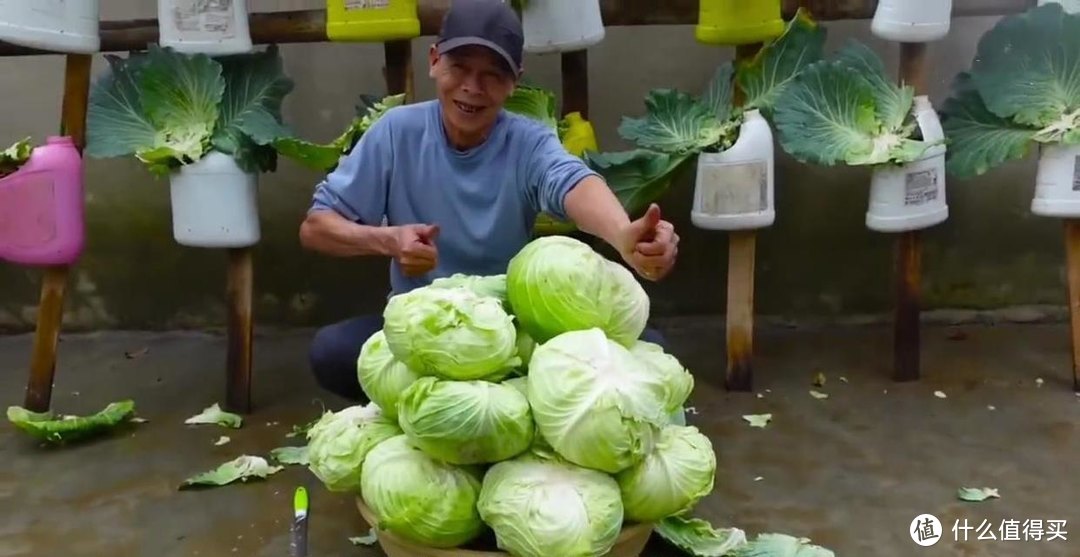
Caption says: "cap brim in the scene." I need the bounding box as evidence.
[437,36,520,76]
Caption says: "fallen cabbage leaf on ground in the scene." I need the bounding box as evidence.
[179,455,283,490]
[184,403,243,429]
[270,445,309,466]
[958,487,1000,502]
[7,400,137,445]
[657,516,836,557]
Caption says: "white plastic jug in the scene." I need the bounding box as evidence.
[521,0,605,54]
[871,0,952,43]
[1039,0,1080,13]
[866,96,949,233]
[169,151,260,248]
[158,0,253,55]
[1031,144,1080,218]
[0,0,100,54]
[691,110,775,231]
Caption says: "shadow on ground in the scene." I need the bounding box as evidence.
[1,321,1077,557]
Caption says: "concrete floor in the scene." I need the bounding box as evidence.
[1,320,1077,557]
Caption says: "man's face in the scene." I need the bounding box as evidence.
[429,45,517,139]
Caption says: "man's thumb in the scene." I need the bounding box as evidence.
[417,224,440,243]
[633,204,662,235]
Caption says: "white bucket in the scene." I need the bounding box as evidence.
[866,96,949,232]
[0,0,100,54]
[1031,143,1080,218]
[521,0,605,54]
[157,0,253,55]
[1038,0,1080,14]
[691,110,775,231]
[169,151,261,248]
[871,0,952,43]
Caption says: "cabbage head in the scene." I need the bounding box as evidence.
[382,285,520,380]
[616,425,716,522]
[506,236,649,347]
[397,376,534,464]
[430,273,508,304]
[630,340,695,414]
[306,403,401,493]
[477,450,625,557]
[360,434,485,548]
[528,328,669,473]
[356,330,421,420]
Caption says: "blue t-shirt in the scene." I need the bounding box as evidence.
[309,99,599,296]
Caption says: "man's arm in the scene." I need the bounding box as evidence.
[299,210,398,258]
[562,174,633,252]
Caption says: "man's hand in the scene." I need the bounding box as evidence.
[616,204,679,282]
[393,224,440,277]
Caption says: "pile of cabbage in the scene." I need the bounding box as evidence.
[304,236,831,557]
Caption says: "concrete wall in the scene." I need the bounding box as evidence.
[0,2,1066,332]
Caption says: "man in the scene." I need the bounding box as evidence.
[300,0,680,401]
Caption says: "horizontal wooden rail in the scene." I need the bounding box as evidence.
[0,0,1037,56]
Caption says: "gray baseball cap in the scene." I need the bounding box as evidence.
[435,0,524,76]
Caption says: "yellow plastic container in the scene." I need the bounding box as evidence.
[326,0,420,42]
[561,112,599,157]
[696,0,784,45]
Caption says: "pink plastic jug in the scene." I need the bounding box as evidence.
[0,136,85,266]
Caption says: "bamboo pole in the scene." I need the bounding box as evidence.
[384,40,414,101]
[23,54,92,412]
[0,1,1037,57]
[561,51,589,119]
[892,43,928,382]
[724,43,763,392]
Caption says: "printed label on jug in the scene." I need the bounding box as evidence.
[904,167,939,206]
[346,0,391,9]
[1072,155,1080,192]
[698,160,768,216]
[172,0,237,37]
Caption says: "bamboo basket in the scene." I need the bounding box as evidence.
[355,497,654,557]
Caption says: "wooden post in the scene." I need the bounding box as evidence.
[724,43,762,392]
[893,42,928,382]
[561,51,589,119]
[23,54,91,412]
[384,40,414,101]
[1065,221,1080,391]
[225,248,253,413]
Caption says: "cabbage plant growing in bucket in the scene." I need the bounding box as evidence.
[940,2,1080,218]
[583,9,823,230]
[85,44,295,249]
[771,39,949,233]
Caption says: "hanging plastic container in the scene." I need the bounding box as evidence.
[696,0,784,46]
[326,0,420,42]
[1030,144,1080,218]
[0,0,100,54]
[691,110,775,231]
[158,0,253,55]
[521,0,605,54]
[1038,0,1080,13]
[866,96,948,233]
[0,136,85,266]
[169,151,260,248]
[871,0,953,43]
[561,112,598,157]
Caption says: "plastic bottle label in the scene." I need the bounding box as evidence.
[904,167,939,206]
[698,160,768,215]
[171,0,237,37]
[345,0,391,9]
[1072,155,1080,192]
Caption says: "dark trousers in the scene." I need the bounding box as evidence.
[309,314,670,402]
